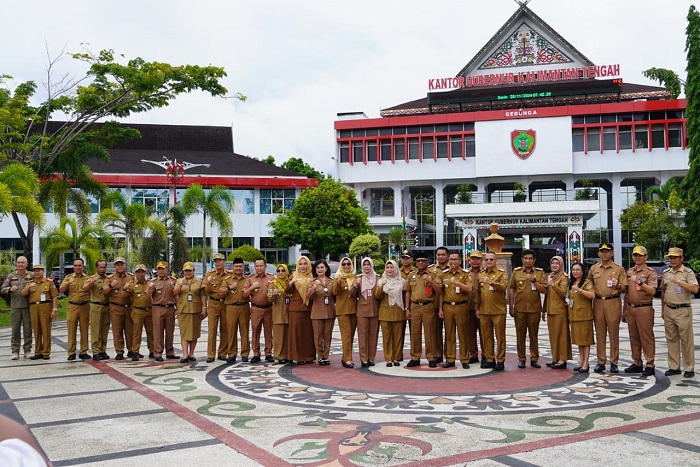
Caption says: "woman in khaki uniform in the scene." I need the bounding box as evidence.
[357,257,380,367]
[268,264,290,364]
[376,260,406,367]
[544,256,572,369]
[286,256,315,364]
[174,262,206,363]
[568,262,595,372]
[332,257,358,368]
[308,260,336,365]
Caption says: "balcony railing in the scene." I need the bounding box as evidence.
[445,188,599,205]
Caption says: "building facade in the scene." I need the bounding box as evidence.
[334,4,686,269]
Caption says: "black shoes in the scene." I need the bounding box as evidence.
[115,354,124,361]
[428,361,437,368]
[531,361,541,368]
[79,354,91,360]
[443,361,456,368]
[126,351,136,359]
[250,356,261,363]
[610,364,619,373]
[166,355,179,360]
[100,353,110,360]
[149,353,155,359]
[573,366,590,373]
[664,368,681,376]
[462,362,470,369]
[241,357,249,362]
[67,354,76,361]
[361,362,370,368]
[624,364,644,373]
[29,354,43,360]
[469,357,479,364]
[517,360,526,369]
[265,355,274,362]
[593,363,605,373]
[434,357,443,364]
[551,361,567,369]
[206,357,215,363]
[217,356,227,361]
[226,357,237,364]
[494,362,505,371]
[684,371,695,378]
[180,358,189,363]
[132,356,139,361]
[155,357,164,362]
[189,356,196,362]
[342,361,354,368]
[642,367,655,376]
[93,354,103,361]
[318,359,330,366]
[480,361,495,369]
[406,360,420,367]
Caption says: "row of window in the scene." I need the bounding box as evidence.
[339,134,476,164]
[338,122,475,139]
[572,122,685,153]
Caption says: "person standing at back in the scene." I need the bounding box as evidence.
[1,256,33,360]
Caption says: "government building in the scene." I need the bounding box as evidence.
[334,3,686,269]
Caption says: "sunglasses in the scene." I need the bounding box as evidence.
[277,269,285,272]
[416,259,428,262]
[341,262,351,266]
[484,258,495,261]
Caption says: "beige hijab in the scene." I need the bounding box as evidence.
[293,255,313,305]
[360,257,376,299]
[381,260,405,308]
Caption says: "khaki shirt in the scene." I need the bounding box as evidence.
[25,277,58,304]
[332,275,358,315]
[662,265,698,305]
[568,279,594,322]
[308,278,335,319]
[244,272,274,308]
[151,276,176,306]
[441,267,471,304]
[1,271,32,309]
[544,274,569,315]
[404,269,442,304]
[222,275,248,306]
[588,262,628,298]
[104,272,134,305]
[268,282,289,324]
[400,266,417,281]
[466,267,481,311]
[61,273,90,304]
[176,277,204,314]
[204,269,230,310]
[86,273,109,304]
[126,280,153,310]
[509,267,546,313]
[477,268,508,315]
[625,264,656,305]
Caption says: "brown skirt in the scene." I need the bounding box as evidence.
[570,320,595,346]
[288,310,315,362]
[178,313,201,341]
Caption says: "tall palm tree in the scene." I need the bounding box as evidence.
[42,216,107,271]
[0,164,45,262]
[141,204,188,273]
[181,184,234,273]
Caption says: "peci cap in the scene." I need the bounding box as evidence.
[632,245,648,256]
[182,262,194,271]
[469,250,483,258]
[401,250,412,258]
[232,257,244,264]
[212,253,225,260]
[32,264,45,270]
[114,257,126,264]
[598,243,613,251]
[666,247,684,257]
[156,261,168,269]
[134,264,147,272]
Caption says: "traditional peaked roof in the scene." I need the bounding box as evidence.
[456,4,595,78]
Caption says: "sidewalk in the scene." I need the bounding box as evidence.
[1,298,698,466]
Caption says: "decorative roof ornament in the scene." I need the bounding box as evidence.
[514,0,531,6]
[479,22,573,69]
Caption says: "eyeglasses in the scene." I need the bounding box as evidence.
[277,269,285,272]
[341,262,351,266]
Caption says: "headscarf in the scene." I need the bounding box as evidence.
[360,257,376,299]
[293,255,314,305]
[381,260,405,308]
[272,264,291,297]
[337,256,356,289]
[548,256,565,284]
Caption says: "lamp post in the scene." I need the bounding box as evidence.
[141,157,211,203]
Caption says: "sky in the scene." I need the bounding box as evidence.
[1,0,694,177]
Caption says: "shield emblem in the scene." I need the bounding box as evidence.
[511,129,536,159]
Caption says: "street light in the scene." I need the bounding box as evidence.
[141,156,211,203]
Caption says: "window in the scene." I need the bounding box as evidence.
[259,189,296,214]
[585,115,601,124]
[367,141,377,162]
[450,136,463,159]
[422,138,434,160]
[380,140,391,161]
[353,142,363,163]
[601,114,616,123]
[603,127,616,151]
[572,129,584,152]
[436,137,448,159]
[668,124,683,148]
[339,142,349,163]
[67,189,100,214]
[586,128,600,152]
[651,124,665,149]
[131,188,169,214]
[465,135,476,157]
[408,138,419,160]
[635,126,649,149]
[619,126,632,150]
[370,188,394,216]
[394,139,405,161]
[232,190,255,214]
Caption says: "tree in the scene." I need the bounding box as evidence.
[141,204,188,272]
[42,216,107,271]
[281,157,325,179]
[230,244,264,261]
[387,227,406,254]
[270,178,371,259]
[349,233,382,258]
[180,184,235,273]
[259,155,276,165]
[0,164,45,246]
[0,48,236,262]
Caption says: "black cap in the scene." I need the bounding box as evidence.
[232,257,244,264]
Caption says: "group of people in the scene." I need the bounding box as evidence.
[3,244,696,379]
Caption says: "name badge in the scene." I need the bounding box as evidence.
[324,296,329,305]
[531,281,536,291]
[367,289,372,297]
[676,285,682,294]
[488,285,494,291]
[285,296,290,305]
[40,293,46,301]
[455,286,460,294]
[187,294,193,302]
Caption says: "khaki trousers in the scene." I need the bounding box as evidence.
[131,308,154,354]
[30,304,52,356]
[251,307,273,357]
[337,314,357,363]
[225,305,250,358]
[90,303,110,355]
[380,320,404,362]
[109,303,132,355]
[593,298,621,365]
[67,304,90,356]
[467,309,483,360]
[409,304,435,361]
[480,313,506,363]
[514,311,541,362]
[357,316,379,363]
[206,301,227,358]
[664,305,695,372]
[273,323,288,361]
[312,318,335,360]
[443,304,469,363]
[627,305,655,367]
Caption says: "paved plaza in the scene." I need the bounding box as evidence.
[1,298,699,466]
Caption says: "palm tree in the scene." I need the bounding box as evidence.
[42,216,107,272]
[0,164,45,262]
[645,178,681,209]
[181,184,234,273]
[141,204,188,273]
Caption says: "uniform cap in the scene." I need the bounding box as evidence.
[598,243,613,251]
[232,257,244,264]
[182,262,195,271]
[212,253,225,260]
[32,264,45,270]
[666,247,684,257]
[469,250,483,258]
[114,257,126,264]
[156,261,168,269]
[134,264,147,272]
[401,250,412,258]
[632,245,648,256]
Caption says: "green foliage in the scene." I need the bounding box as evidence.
[349,233,382,258]
[684,5,700,258]
[0,164,44,228]
[575,179,595,200]
[281,157,325,179]
[643,67,684,99]
[188,246,213,263]
[456,184,473,204]
[42,216,107,272]
[260,155,276,165]
[270,178,371,258]
[229,244,264,262]
[388,227,405,252]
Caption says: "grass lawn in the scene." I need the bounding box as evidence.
[0,296,69,327]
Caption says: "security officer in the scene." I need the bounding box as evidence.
[150,261,178,362]
[21,264,58,360]
[623,245,657,376]
[428,247,450,364]
[477,251,508,371]
[243,258,274,363]
[440,251,473,368]
[84,260,111,361]
[466,250,484,364]
[508,249,546,369]
[102,257,134,360]
[404,252,442,368]
[587,243,627,373]
[220,258,250,363]
[60,258,91,360]
[204,253,230,363]
[661,247,698,378]
[125,264,155,361]
[1,256,33,360]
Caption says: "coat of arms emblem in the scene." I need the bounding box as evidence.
[511,129,536,159]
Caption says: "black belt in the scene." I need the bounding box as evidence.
[91,301,109,305]
[209,297,225,302]
[109,301,130,308]
[411,300,433,306]
[444,300,468,306]
[595,294,621,301]
[69,300,90,306]
[30,300,51,305]
[228,301,249,306]
[153,303,175,308]
[251,302,272,309]
[666,303,691,309]
[132,305,152,311]
[628,302,653,308]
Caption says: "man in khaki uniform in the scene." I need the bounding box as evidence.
[623,245,658,377]
[399,250,416,361]
[428,247,450,364]
[22,264,58,360]
[243,258,274,363]
[466,251,484,364]
[84,260,111,361]
[60,258,91,360]
[440,251,473,368]
[1,256,33,360]
[508,249,546,369]
[220,258,250,363]
[404,252,442,368]
[204,253,230,363]
[587,243,628,373]
[102,257,134,360]
[661,247,698,378]
[477,251,508,371]
[150,261,178,362]
[125,264,155,361]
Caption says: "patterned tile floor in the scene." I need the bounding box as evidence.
[1,298,699,466]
